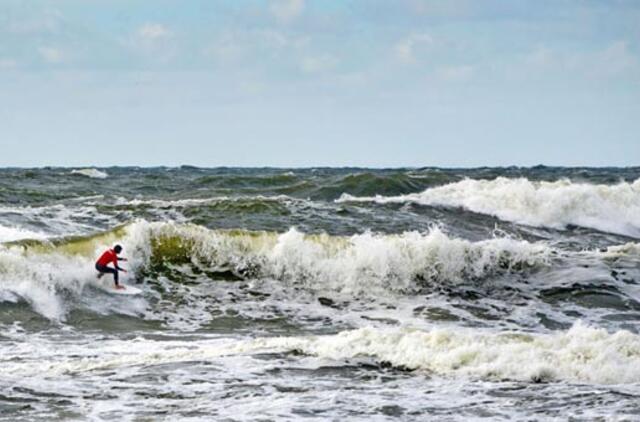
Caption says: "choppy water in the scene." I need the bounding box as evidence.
[1,166,639,421]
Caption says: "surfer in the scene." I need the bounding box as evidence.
[95,244,128,290]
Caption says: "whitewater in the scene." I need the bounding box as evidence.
[1,166,639,421]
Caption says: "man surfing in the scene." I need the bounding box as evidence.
[95,244,128,290]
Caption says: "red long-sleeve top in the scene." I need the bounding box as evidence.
[96,249,118,267]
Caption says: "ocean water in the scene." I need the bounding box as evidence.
[1,166,639,421]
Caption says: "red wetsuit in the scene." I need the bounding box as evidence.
[95,249,121,285]
[96,249,118,267]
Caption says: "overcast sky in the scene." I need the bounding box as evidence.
[1,0,639,167]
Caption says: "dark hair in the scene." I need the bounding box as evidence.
[114,244,123,253]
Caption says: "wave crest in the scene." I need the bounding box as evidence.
[271,323,640,384]
[145,223,552,293]
[70,168,108,179]
[7,323,638,385]
[0,221,553,319]
[337,177,640,237]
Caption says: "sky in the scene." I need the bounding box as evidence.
[0,0,639,167]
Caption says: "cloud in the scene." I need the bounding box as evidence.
[515,41,639,81]
[38,46,64,64]
[0,58,18,69]
[261,29,308,49]
[5,9,63,35]
[406,0,471,17]
[300,54,338,73]
[137,23,171,41]
[128,23,176,63]
[270,0,304,23]
[204,29,308,67]
[394,33,434,64]
[435,65,474,82]
[204,32,246,64]
[591,41,638,78]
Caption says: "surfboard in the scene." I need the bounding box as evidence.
[92,277,143,295]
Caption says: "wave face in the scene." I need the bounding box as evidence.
[0,221,553,319]
[2,167,640,421]
[338,177,640,237]
[146,223,553,292]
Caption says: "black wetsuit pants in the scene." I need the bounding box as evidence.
[95,263,119,286]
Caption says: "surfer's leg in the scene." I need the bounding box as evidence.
[95,263,106,279]
[104,267,118,286]
[96,264,118,286]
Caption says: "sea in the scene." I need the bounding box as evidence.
[0,166,639,421]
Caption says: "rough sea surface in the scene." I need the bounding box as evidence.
[1,166,639,421]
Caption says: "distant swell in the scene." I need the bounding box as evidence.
[337,177,640,237]
[70,168,108,179]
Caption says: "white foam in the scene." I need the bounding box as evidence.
[0,224,48,242]
[0,247,90,319]
[601,241,640,257]
[273,323,640,384]
[143,222,553,295]
[111,194,297,208]
[0,204,102,238]
[4,323,638,385]
[70,168,108,179]
[337,177,640,237]
[0,221,553,319]
[0,222,152,320]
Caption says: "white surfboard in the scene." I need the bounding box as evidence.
[92,277,143,295]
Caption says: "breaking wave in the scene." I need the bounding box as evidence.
[0,221,553,319]
[70,168,108,179]
[5,323,639,385]
[269,323,640,384]
[0,224,48,243]
[337,177,640,237]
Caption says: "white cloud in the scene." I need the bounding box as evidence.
[270,0,304,23]
[261,29,308,49]
[0,58,18,69]
[591,41,638,78]
[436,65,474,82]
[128,23,176,63]
[524,46,555,68]
[137,23,171,41]
[204,29,308,66]
[204,32,246,64]
[515,41,639,81]
[38,46,64,64]
[394,33,434,64]
[6,10,63,35]
[300,54,338,73]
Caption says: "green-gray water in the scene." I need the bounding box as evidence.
[1,166,640,421]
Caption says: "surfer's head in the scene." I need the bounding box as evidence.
[113,244,123,254]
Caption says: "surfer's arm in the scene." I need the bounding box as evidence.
[118,257,127,261]
[111,256,127,272]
